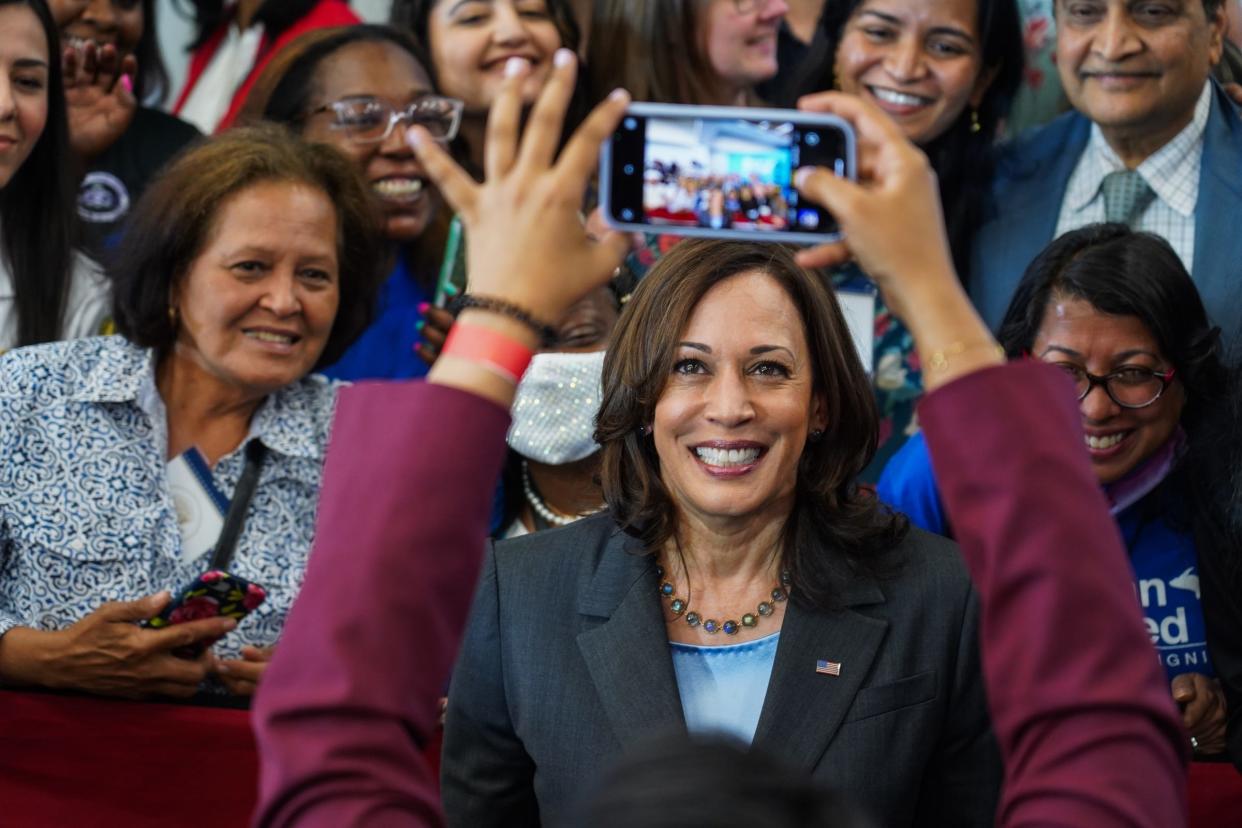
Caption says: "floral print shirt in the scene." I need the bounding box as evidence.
[833,266,922,483]
[0,336,339,657]
[1006,0,1068,137]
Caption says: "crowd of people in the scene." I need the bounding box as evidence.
[644,167,792,231]
[1,0,1241,825]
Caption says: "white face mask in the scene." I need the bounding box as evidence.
[507,350,606,465]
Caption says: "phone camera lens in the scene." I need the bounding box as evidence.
[624,117,637,131]
[624,164,635,175]
[805,132,820,147]
[620,208,635,221]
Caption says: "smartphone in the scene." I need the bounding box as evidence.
[600,102,856,244]
[433,213,466,308]
[142,570,267,659]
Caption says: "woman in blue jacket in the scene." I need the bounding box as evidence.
[880,222,1242,766]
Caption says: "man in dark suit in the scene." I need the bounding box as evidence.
[971,0,1242,353]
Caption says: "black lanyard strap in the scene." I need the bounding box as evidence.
[209,440,268,572]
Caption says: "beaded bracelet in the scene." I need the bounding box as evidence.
[449,294,558,346]
[440,322,535,385]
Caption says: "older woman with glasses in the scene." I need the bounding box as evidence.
[880,223,1242,766]
[246,24,463,380]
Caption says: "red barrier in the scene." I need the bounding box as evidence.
[1189,759,1242,828]
[0,690,258,827]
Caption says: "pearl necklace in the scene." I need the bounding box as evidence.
[521,460,603,527]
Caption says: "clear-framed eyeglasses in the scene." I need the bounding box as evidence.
[1052,363,1178,409]
[308,95,464,144]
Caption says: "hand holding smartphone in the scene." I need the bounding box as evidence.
[142,570,266,659]
[600,103,856,244]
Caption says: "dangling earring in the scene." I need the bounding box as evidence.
[809,429,824,442]
[970,109,981,134]
[168,304,179,328]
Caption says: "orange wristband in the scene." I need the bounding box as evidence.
[441,322,535,384]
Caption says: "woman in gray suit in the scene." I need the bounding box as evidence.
[441,230,1001,825]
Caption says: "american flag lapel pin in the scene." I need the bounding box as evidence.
[815,659,842,677]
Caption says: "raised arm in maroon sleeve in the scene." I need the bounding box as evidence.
[252,382,510,828]
[920,360,1187,828]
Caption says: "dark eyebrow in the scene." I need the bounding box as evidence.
[678,341,711,353]
[750,345,795,359]
[448,0,489,12]
[1040,345,1083,359]
[1040,345,1162,363]
[1112,349,1161,362]
[858,9,975,43]
[858,10,901,24]
[14,58,48,70]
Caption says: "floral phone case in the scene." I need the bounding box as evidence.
[142,570,267,658]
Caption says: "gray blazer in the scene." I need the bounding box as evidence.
[441,514,1000,827]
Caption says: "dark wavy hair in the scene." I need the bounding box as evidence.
[996,224,1226,436]
[790,0,1024,277]
[0,0,77,347]
[596,240,907,611]
[109,124,386,369]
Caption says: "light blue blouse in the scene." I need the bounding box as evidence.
[0,336,340,657]
[670,631,780,744]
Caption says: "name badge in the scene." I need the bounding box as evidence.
[835,289,876,375]
[167,448,229,564]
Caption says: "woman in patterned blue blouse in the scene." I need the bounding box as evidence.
[0,125,385,699]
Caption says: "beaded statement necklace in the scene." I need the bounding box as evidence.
[656,564,790,635]
[521,460,603,528]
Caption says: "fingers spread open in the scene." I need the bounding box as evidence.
[516,49,578,174]
[554,87,630,196]
[408,126,478,218]
[484,57,530,180]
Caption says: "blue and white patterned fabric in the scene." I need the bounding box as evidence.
[0,336,340,657]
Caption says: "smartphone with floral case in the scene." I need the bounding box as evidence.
[142,570,267,658]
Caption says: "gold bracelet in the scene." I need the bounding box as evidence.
[926,341,1005,373]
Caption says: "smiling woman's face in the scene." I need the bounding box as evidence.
[300,40,440,243]
[172,180,341,398]
[0,3,49,190]
[1033,294,1185,485]
[652,270,826,527]
[833,0,989,145]
[427,0,562,113]
[57,0,144,57]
